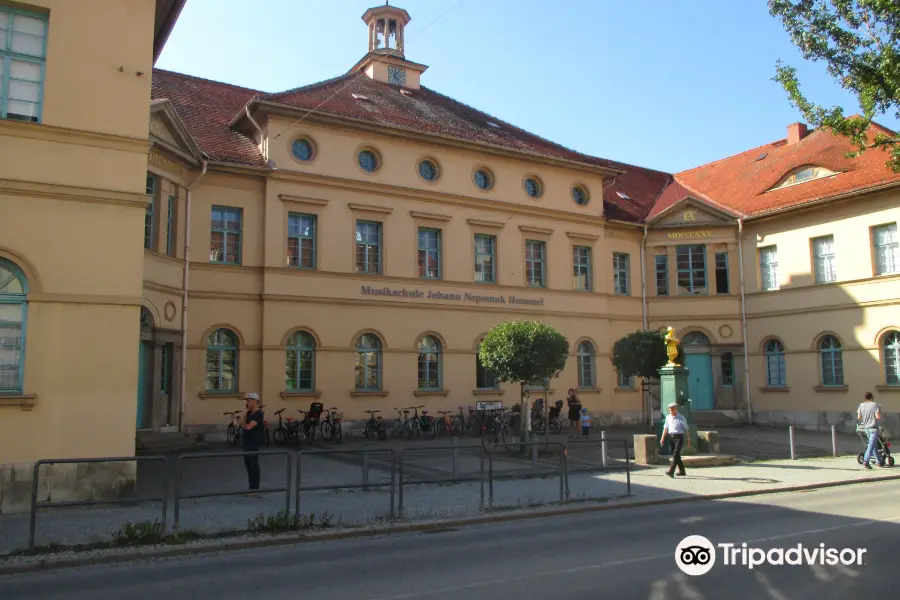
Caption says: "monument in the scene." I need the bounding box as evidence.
[656,327,698,453]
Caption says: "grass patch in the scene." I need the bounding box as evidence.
[246,510,334,534]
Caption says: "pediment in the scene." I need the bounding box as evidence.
[149,100,202,162]
[650,197,738,228]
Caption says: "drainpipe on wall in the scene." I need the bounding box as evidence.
[640,224,650,430]
[737,218,753,425]
[178,158,209,434]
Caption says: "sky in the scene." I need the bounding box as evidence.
[155,0,900,174]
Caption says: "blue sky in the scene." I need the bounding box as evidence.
[156,0,900,174]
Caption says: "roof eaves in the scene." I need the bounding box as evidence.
[744,179,900,221]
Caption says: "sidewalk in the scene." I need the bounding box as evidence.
[2,453,896,557]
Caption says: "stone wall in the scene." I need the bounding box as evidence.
[0,461,137,514]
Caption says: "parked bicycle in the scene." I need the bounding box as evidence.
[320,406,343,443]
[391,407,414,439]
[363,409,387,440]
[481,408,511,450]
[411,405,436,439]
[272,408,304,445]
[224,411,243,446]
[435,410,455,436]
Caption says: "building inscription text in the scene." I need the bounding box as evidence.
[360,285,544,306]
[667,230,713,240]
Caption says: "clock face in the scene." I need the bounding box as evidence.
[388,66,406,86]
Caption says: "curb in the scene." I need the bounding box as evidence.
[3,471,900,575]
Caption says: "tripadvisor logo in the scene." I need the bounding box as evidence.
[675,535,867,576]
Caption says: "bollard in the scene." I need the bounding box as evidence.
[831,425,837,458]
[789,425,797,460]
[398,448,405,517]
[452,437,459,477]
[601,430,608,468]
[363,442,370,486]
[532,442,538,470]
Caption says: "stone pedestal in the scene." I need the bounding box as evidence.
[656,364,699,453]
[633,434,659,466]
[697,431,720,454]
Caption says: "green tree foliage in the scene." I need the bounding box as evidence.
[478,321,569,386]
[769,1,900,171]
[610,329,683,380]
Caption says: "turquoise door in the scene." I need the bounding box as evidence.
[136,340,151,428]
[685,353,714,410]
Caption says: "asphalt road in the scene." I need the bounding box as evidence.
[3,480,899,600]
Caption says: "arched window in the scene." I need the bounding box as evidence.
[476,340,497,390]
[771,165,837,190]
[140,307,154,330]
[0,259,28,393]
[355,333,382,390]
[819,335,843,386]
[683,331,711,346]
[286,331,315,392]
[206,328,238,392]
[764,339,786,387]
[417,335,442,390]
[577,341,595,389]
[883,330,900,386]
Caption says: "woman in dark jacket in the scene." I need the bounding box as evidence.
[566,388,581,430]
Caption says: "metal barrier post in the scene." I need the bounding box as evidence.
[160,457,170,534]
[284,451,292,516]
[601,430,608,468]
[789,426,797,460]
[831,425,837,457]
[173,455,183,531]
[295,451,303,517]
[479,449,485,508]
[624,440,631,495]
[558,444,565,502]
[563,443,570,500]
[363,443,370,486]
[398,448,405,517]
[452,437,459,477]
[531,442,538,470]
[488,450,494,507]
[28,460,42,550]
[389,449,396,519]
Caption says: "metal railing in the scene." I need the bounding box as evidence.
[397,444,489,516]
[296,447,396,519]
[29,455,168,550]
[173,449,292,531]
[562,439,632,499]
[486,440,566,502]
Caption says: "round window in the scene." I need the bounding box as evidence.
[524,177,541,198]
[291,138,314,161]
[474,169,493,190]
[419,160,438,182]
[358,149,379,172]
[572,185,589,205]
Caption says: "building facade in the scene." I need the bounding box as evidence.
[1,3,899,510]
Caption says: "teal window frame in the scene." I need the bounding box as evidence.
[882,331,900,386]
[474,234,495,283]
[287,213,317,269]
[0,258,28,394]
[417,335,442,390]
[475,341,498,389]
[145,173,156,250]
[418,228,441,279]
[715,251,729,294]
[873,223,898,276]
[812,236,836,283]
[355,221,382,274]
[577,341,595,389]
[205,328,238,392]
[617,370,633,389]
[655,254,668,295]
[525,240,545,287]
[210,206,242,265]
[0,8,47,123]
[286,330,316,392]
[355,333,382,391]
[819,335,843,386]
[613,252,630,295]
[721,352,734,387]
[573,246,591,291]
[676,245,707,295]
[764,339,787,387]
[165,195,175,256]
[760,246,779,291]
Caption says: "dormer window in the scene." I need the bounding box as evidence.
[770,165,838,191]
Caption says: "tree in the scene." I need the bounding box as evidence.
[478,321,569,439]
[769,1,900,172]
[611,329,684,430]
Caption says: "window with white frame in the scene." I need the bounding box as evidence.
[759,246,779,291]
[0,8,47,123]
[873,223,898,276]
[812,236,836,283]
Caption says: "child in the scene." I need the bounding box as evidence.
[580,407,591,437]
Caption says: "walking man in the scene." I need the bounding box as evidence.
[858,392,884,469]
[660,402,690,478]
[242,392,265,492]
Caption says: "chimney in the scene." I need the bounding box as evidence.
[787,122,808,145]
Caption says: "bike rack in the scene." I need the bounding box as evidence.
[28,455,168,550]
[296,448,396,519]
[172,449,292,531]
[397,444,489,517]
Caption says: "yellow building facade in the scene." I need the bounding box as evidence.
[1,3,899,510]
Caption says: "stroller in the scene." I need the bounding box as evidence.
[856,425,895,467]
[547,400,564,433]
[303,402,324,444]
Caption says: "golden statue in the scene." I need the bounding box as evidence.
[664,327,680,366]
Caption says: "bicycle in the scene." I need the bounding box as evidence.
[391,407,414,439]
[272,408,302,445]
[320,406,343,443]
[224,411,242,446]
[363,409,386,440]
[410,405,436,439]
[481,408,511,450]
[435,410,454,436]
[452,405,469,435]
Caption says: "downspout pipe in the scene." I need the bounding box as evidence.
[640,224,650,430]
[178,158,208,434]
[737,218,753,425]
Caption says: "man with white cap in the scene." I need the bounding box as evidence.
[660,402,690,478]
[241,392,264,493]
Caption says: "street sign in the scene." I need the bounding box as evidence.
[475,400,502,411]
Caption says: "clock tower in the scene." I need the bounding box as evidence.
[352,4,428,90]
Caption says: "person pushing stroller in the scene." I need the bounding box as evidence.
[858,392,887,469]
